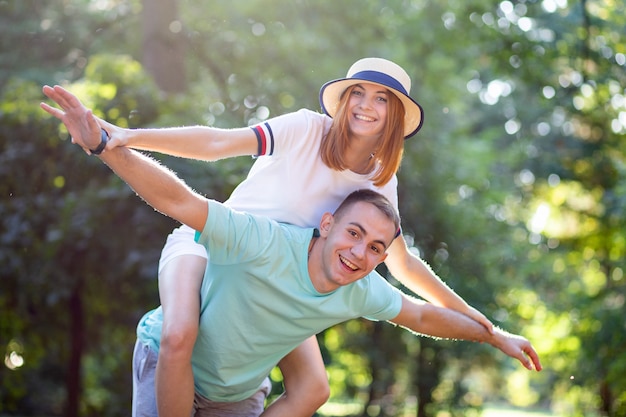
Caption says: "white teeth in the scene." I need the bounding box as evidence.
[355,114,375,122]
[340,255,358,271]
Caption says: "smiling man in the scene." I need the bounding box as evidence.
[168,189,405,410]
[310,197,397,292]
[41,87,542,417]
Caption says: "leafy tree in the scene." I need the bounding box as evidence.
[3,0,626,416]
[141,0,186,92]
[428,0,626,415]
[0,58,168,416]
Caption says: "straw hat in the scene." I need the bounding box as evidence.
[319,57,424,138]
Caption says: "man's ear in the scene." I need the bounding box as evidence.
[319,212,334,237]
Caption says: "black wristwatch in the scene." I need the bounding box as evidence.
[90,128,109,155]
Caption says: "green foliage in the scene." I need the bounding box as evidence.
[2,0,626,416]
[0,58,170,415]
[0,0,142,90]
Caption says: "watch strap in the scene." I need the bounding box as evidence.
[90,128,109,155]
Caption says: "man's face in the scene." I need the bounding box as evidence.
[315,201,395,292]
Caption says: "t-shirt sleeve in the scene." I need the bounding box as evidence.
[360,273,404,322]
[249,109,319,157]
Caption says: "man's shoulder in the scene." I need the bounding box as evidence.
[277,221,317,243]
[201,201,314,265]
[210,199,313,239]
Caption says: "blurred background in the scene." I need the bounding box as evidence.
[1,0,625,416]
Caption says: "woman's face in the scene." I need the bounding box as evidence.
[346,83,388,141]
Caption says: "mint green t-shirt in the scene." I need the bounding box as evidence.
[137,200,403,402]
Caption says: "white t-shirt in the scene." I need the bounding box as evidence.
[158,109,399,270]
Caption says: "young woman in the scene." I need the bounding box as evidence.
[47,58,494,417]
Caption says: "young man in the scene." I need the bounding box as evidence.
[41,85,542,417]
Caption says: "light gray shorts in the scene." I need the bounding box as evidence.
[132,340,271,417]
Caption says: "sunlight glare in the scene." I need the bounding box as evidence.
[5,351,24,370]
[529,203,550,234]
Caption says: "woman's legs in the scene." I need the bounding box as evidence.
[156,254,206,417]
[261,336,330,417]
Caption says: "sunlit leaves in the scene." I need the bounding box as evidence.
[526,180,603,239]
[506,370,540,407]
[2,0,625,415]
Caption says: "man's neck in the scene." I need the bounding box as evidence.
[307,235,335,294]
[307,236,317,259]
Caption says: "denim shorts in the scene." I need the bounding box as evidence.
[132,340,271,417]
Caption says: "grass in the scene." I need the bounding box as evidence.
[317,402,560,417]
[482,405,560,417]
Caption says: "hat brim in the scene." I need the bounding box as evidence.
[319,78,424,139]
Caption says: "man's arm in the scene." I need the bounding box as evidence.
[40,85,208,232]
[99,148,208,232]
[385,236,494,332]
[389,295,542,371]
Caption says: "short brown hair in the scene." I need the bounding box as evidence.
[333,189,400,236]
[319,85,405,187]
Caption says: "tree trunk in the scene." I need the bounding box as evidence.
[415,341,442,417]
[141,0,186,93]
[65,280,84,417]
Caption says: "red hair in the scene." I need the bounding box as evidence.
[319,85,405,187]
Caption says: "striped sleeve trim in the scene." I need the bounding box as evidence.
[250,123,275,156]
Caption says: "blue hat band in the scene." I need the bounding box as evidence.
[349,70,408,96]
